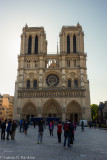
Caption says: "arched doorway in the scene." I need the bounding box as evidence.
[22,102,37,120]
[42,99,62,119]
[66,100,82,122]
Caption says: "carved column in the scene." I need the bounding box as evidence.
[20,33,25,54]
[40,33,43,53]
[25,35,28,54]
[80,32,84,53]
[75,34,78,53]
[76,34,79,53]
[63,32,65,53]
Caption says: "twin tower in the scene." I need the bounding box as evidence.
[20,22,84,55]
[13,23,91,122]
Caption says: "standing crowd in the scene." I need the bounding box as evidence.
[0,119,77,149]
[0,120,17,140]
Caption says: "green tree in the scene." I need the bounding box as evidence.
[91,104,98,121]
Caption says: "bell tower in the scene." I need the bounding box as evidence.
[59,23,84,55]
[20,24,47,55]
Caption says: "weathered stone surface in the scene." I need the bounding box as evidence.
[13,24,91,122]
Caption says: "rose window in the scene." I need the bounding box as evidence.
[46,74,59,87]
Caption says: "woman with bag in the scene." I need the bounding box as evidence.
[57,121,63,143]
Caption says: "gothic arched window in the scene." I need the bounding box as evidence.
[35,36,38,54]
[67,35,70,53]
[73,35,76,53]
[27,80,30,88]
[74,79,78,88]
[28,36,32,54]
[33,80,37,88]
[68,80,71,87]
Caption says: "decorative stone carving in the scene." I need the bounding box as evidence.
[29,73,34,78]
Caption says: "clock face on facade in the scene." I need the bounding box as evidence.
[46,74,59,87]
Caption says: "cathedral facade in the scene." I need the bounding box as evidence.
[13,23,91,122]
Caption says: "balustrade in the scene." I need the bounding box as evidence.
[18,88,85,98]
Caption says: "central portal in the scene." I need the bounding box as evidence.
[42,99,62,119]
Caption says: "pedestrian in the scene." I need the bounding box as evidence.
[89,121,93,128]
[81,121,84,131]
[37,120,44,144]
[57,121,63,143]
[24,120,28,135]
[49,121,54,136]
[19,119,23,132]
[1,120,6,140]
[11,120,17,140]
[70,121,74,145]
[63,120,71,148]
[6,120,12,140]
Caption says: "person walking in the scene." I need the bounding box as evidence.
[49,121,54,136]
[11,120,17,140]
[19,119,23,132]
[69,121,74,145]
[37,120,44,144]
[1,120,6,140]
[24,120,28,135]
[57,121,63,143]
[63,120,71,148]
[81,121,84,131]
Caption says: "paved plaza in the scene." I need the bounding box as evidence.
[0,125,107,160]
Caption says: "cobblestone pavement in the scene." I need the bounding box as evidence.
[0,125,107,160]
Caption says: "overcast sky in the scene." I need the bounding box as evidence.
[0,0,107,105]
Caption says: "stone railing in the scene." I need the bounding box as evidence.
[18,88,85,98]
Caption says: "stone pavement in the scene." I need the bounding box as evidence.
[0,125,107,160]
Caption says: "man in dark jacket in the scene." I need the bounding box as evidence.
[1,120,6,140]
[37,120,44,144]
[63,120,71,148]
[11,120,17,140]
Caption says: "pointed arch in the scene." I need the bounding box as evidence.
[73,35,76,53]
[28,36,32,54]
[42,99,62,118]
[35,36,38,54]
[66,100,82,122]
[22,102,37,119]
[67,35,70,53]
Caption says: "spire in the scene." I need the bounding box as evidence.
[77,22,81,28]
[25,23,28,28]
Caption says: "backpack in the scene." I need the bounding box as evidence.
[39,124,44,132]
[64,123,69,132]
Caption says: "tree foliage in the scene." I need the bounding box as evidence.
[91,104,98,121]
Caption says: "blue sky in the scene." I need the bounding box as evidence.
[0,0,107,104]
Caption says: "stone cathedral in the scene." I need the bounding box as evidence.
[13,23,91,122]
